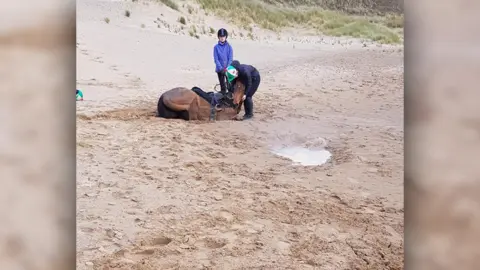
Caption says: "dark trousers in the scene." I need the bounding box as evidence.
[244,72,261,117]
[246,72,261,98]
[217,71,230,93]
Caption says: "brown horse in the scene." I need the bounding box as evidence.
[157,80,246,121]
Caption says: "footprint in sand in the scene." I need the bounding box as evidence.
[214,210,235,222]
[207,151,226,159]
[92,56,104,63]
[195,237,228,249]
[151,237,173,246]
[133,249,155,256]
[120,236,173,262]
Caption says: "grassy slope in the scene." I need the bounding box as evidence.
[257,0,402,15]
[196,0,403,44]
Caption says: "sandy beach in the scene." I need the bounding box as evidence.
[76,0,404,269]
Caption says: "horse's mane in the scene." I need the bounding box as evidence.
[191,86,235,108]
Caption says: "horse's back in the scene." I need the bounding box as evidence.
[160,87,198,110]
[162,87,194,101]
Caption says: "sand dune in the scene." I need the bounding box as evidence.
[76,0,404,269]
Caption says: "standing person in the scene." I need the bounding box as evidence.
[213,28,233,95]
[226,60,261,120]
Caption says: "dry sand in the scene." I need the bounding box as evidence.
[76,0,404,269]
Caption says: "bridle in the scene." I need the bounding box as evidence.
[210,82,243,121]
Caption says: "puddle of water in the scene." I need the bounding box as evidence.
[271,147,332,166]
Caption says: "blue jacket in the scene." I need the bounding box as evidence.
[213,41,233,73]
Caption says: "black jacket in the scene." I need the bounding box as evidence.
[231,60,259,95]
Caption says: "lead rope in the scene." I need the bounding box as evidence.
[209,93,218,121]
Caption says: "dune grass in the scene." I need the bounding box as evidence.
[158,0,179,10]
[196,0,403,44]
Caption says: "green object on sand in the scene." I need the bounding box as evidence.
[76,89,84,101]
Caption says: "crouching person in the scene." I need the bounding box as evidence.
[226,60,261,120]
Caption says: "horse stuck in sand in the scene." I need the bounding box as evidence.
[157,80,246,121]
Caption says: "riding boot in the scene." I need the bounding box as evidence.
[219,86,227,95]
[243,97,254,120]
[227,81,233,93]
[218,72,227,95]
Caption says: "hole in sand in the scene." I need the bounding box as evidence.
[152,237,172,246]
[272,146,332,166]
[77,105,157,121]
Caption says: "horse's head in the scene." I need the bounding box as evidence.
[232,80,246,114]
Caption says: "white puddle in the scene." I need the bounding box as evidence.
[271,147,332,166]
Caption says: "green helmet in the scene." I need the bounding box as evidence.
[226,65,238,83]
